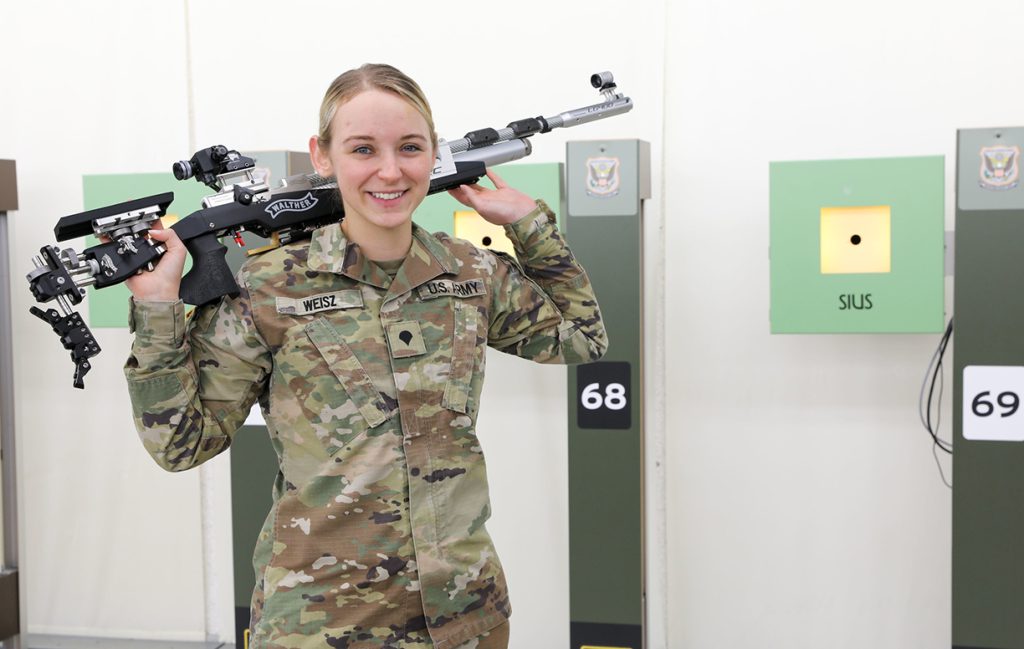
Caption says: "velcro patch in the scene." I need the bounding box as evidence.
[386,321,427,358]
[276,290,363,315]
[418,279,486,300]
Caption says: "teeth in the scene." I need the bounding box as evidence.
[371,191,403,200]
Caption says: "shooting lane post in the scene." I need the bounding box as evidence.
[0,158,22,649]
[566,140,650,649]
[952,127,1024,649]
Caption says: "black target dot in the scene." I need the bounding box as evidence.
[482,236,493,247]
[850,234,862,245]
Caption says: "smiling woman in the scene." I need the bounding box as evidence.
[310,88,436,260]
[122,63,607,649]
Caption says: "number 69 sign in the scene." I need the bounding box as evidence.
[963,365,1024,441]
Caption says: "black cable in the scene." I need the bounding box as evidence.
[921,318,954,454]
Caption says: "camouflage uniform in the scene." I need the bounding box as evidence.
[125,201,607,649]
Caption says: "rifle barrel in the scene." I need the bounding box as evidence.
[446,96,633,155]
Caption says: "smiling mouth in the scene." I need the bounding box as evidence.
[369,190,405,200]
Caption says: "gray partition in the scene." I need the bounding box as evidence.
[0,158,21,648]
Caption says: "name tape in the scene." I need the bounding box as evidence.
[418,279,486,300]
[277,290,364,315]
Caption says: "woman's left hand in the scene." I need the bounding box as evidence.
[447,169,538,226]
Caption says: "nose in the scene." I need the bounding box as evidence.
[377,153,401,182]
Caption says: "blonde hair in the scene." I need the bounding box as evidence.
[316,63,437,149]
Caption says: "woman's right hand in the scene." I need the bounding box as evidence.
[125,224,187,302]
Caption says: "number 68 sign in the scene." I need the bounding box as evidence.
[576,361,632,429]
[963,365,1024,441]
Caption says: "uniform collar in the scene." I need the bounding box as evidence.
[306,222,459,296]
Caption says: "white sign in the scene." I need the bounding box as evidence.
[963,365,1024,441]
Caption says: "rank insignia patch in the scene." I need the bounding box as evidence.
[585,156,621,197]
[386,321,427,358]
[979,144,1020,191]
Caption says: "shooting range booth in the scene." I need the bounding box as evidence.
[952,126,1024,649]
[1,158,22,648]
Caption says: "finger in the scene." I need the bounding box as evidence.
[447,185,477,207]
[147,227,184,250]
[485,169,508,189]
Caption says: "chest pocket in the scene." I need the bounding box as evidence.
[303,318,393,431]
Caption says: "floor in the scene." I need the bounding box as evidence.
[23,636,232,649]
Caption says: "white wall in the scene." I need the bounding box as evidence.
[1,0,664,645]
[663,0,1019,647]
[2,0,207,641]
[8,0,1005,646]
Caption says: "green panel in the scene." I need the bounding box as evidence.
[953,129,1024,649]
[414,162,563,235]
[769,156,945,333]
[83,173,210,327]
[85,162,559,326]
[566,141,644,629]
[231,425,280,608]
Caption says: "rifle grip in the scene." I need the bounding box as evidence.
[179,234,240,306]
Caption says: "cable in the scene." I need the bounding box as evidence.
[919,318,954,455]
[932,435,953,489]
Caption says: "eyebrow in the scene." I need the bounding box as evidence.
[342,134,429,144]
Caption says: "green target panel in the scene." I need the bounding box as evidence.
[769,156,945,333]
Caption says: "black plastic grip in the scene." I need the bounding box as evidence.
[507,117,548,137]
[178,234,240,306]
[428,161,488,194]
[464,128,500,149]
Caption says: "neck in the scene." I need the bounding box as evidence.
[341,218,412,261]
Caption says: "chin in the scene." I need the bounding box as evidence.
[366,212,414,230]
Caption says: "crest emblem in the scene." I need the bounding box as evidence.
[586,156,621,197]
[979,145,1020,191]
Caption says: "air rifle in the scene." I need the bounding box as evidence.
[26,72,633,388]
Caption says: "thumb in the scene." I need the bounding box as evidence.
[147,226,186,253]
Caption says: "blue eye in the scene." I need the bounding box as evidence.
[402,143,423,153]
[353,145,372,154]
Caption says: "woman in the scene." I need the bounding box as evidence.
[125,64,607,649]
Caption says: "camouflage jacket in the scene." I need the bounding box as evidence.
[125,201,607,649]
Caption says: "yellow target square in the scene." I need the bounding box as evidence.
[820,205,891,274]
[453,210,515,255]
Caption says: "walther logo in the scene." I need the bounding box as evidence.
[265,192,318,219]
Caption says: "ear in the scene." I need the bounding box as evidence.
[309,135,332,177]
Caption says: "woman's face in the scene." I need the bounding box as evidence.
[312,89,435,237]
